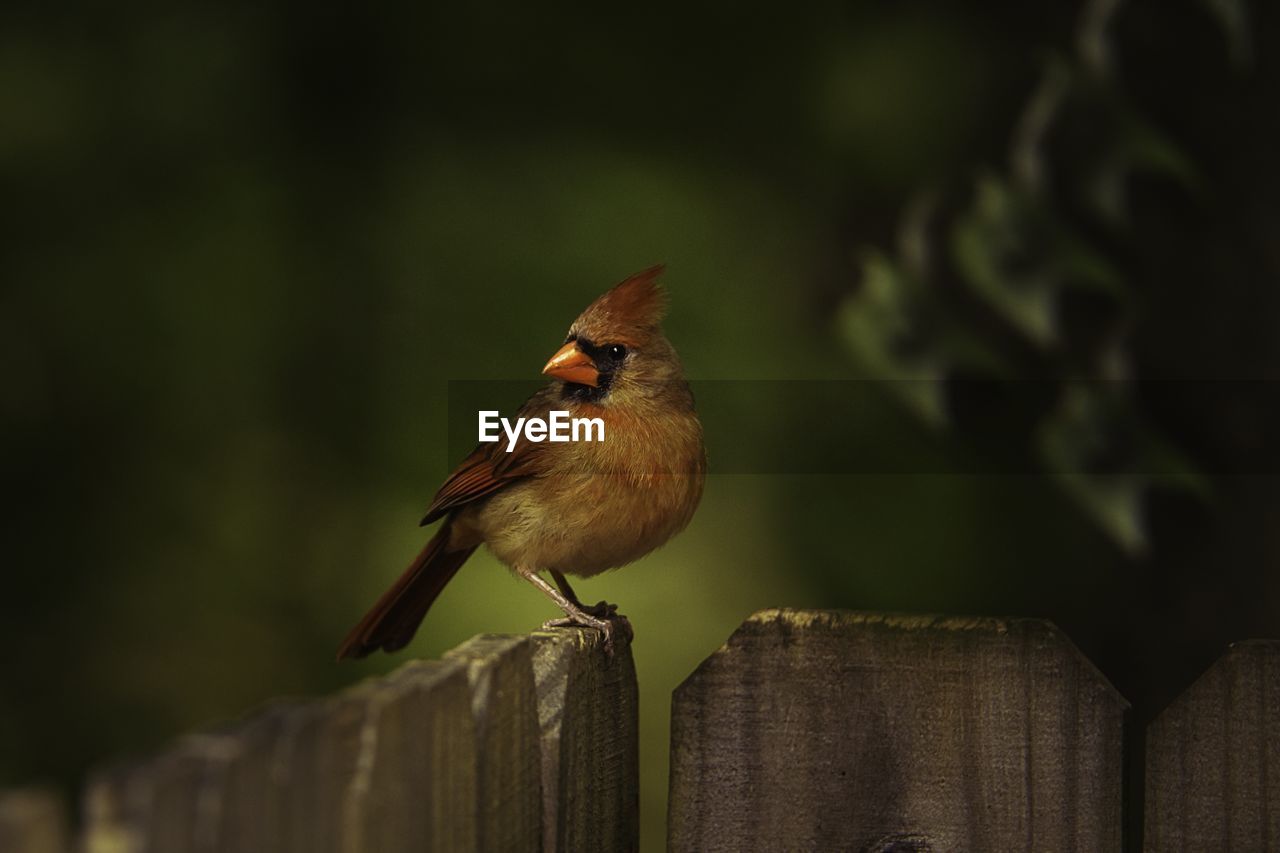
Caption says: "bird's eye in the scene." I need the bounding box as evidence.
[607,344,627,360]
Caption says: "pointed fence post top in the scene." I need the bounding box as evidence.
[1144,639,1280,851]
[669,608,1127,852]
[677,608,1127,708]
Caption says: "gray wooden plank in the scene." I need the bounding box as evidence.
[82,759,147,853]
[81,706,318,853]
[446,634,542,853]
[80,658,482,853]
[1144,640,1280,852]
[343,659,477,853]
[0,788,69,853]
[145,731,242,853]
[668,609,1127,852]
[280,658,482,853]
[531,626,638,853]
[214,660,477,853]
[206,701,297,853]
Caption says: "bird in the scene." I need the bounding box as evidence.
[337,265,706,660]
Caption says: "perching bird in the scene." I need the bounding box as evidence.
[337,265,706,660]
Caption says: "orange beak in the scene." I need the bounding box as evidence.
[542,341,599,386]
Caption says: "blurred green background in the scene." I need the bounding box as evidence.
[3,1,1279,848]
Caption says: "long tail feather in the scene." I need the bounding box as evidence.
[336,523,477,661]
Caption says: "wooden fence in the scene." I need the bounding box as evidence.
[12,628,637,853]
[2,610,1276,851]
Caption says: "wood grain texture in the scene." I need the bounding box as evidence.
[1144,640,1280,851]
[668,609,1128,853]
[278,659,478,853]
[531,626,639,853]
[0,788,68,853]
[344,660,477,853]
[445,634,543,853]
[81,659,478,853]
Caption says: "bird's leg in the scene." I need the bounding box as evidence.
[521,568,631,654]
[549,569,618,618]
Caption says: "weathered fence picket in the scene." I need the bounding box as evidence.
[443,635,542,853]
[667,609,1128,852]
[531,628,639,852]
[1144,640,1280,851]
[340,661,476,852]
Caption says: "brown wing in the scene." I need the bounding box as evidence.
[419,389,555,525]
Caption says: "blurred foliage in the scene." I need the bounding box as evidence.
[839,0,1239,554]
[1,2,1278,850]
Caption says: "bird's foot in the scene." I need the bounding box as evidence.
[542,605,632,655]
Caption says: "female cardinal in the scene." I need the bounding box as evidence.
[337,265,706,660]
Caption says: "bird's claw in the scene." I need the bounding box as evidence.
[541,608,632,656]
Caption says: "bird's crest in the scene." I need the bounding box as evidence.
[571,265,668,344]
